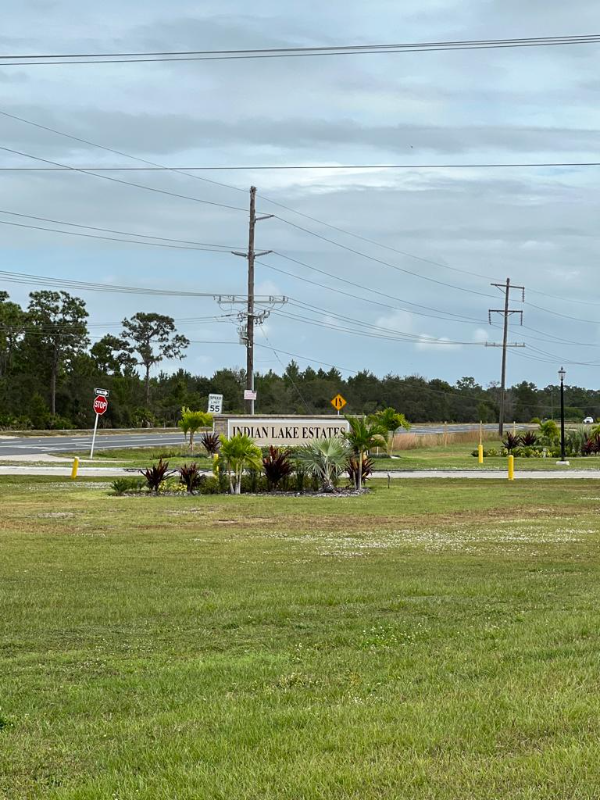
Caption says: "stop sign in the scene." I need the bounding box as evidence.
[93,395,108,415]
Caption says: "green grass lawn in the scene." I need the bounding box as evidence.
[3,478,600,798]
[73,442,600,472]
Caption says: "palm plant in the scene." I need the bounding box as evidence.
[296,438,349,492]
[368,407,410,456]
[343,416,386,490]
[219,434,263,495]
[532,418,560,446]
[178,407,213,453]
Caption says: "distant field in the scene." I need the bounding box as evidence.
[3,477,600,798]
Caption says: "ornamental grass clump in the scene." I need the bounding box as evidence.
[178,463,203,494]
[262,446,293,491]
[346,454,374,489]
[200,431,221,456]
[139,458,174,494]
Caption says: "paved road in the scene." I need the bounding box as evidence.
[0,422,529,458]
[0,465,599,480]
[0,431,185,457]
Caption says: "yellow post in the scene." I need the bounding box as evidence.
[70,457,79,480]
[512,421,516,436]
[478,444,484,464]
[479,420,483,446]
[507,454,514,481]
[443,421,448,447]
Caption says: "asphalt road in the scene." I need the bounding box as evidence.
[0,431,185,457]
[0,424,504,458]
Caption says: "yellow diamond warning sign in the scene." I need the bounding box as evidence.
[331,393,347,412]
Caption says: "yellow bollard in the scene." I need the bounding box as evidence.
[507,454,514,481]
[70,457,79,480]
[478,444,484,464]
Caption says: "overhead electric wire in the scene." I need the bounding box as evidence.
[271,306,488,346]
[271,217,497,299]
[3,161,600,171]
[258,326,312,412]
[265,254,486,325]
[0,218,241,252]
[0,269,259,298]
[0,209,241,250]
[288,298,489,345]
[1,34,599,65]
[0,145,248,212]
[0,108,245,196]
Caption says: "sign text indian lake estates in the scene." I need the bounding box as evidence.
[226,417,350,446]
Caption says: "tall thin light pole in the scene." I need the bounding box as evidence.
[559,366,566,463]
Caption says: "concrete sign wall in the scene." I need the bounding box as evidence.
[214,415,350,447]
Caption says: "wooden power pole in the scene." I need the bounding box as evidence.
[232,186,273,415]
[489,278,525,436]
[246,186,257,415]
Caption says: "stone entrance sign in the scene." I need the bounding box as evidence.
[213,415,350,447]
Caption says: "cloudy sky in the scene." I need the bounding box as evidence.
[1,0,600,389]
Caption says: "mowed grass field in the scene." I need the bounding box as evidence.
[3,478,600,798]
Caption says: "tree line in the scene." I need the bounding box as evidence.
[0,289,597,429]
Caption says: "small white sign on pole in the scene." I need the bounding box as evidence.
[207,393,224,414]
[243,389,257,401]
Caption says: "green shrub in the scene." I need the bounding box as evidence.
[199,476,222,495]
[110,478,145,495]
[158,478,187,494]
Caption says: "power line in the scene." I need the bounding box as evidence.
[3,161,600,171]
[0,218,241,253]
[0,108,245,196]
[0,269,272,299]
[272,306,489,346]
[266,253,486,324]
[271,216,497,299]
[0,209,241,250]
[0,145,248,212]
[1,34,599,65]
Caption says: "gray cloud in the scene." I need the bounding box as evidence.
[1,1,600,386]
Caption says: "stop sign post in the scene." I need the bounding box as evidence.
[90,389,109,458]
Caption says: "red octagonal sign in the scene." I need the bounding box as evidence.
[93,395,108,415]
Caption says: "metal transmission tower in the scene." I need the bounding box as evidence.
[230,186,287,414]
[488,278,525,436]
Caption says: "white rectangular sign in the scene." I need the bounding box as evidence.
[243,389,257,401]
[227,417,350,447]
[207,393,223,414]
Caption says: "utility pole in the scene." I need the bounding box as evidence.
[488,278,525,437]
[231,187,274,415]
[246,186,257,415]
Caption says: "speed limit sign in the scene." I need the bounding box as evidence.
[207,393,223,414]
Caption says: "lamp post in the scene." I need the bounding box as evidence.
[558,366,567,464]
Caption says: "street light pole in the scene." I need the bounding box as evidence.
[558,366,567,464]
